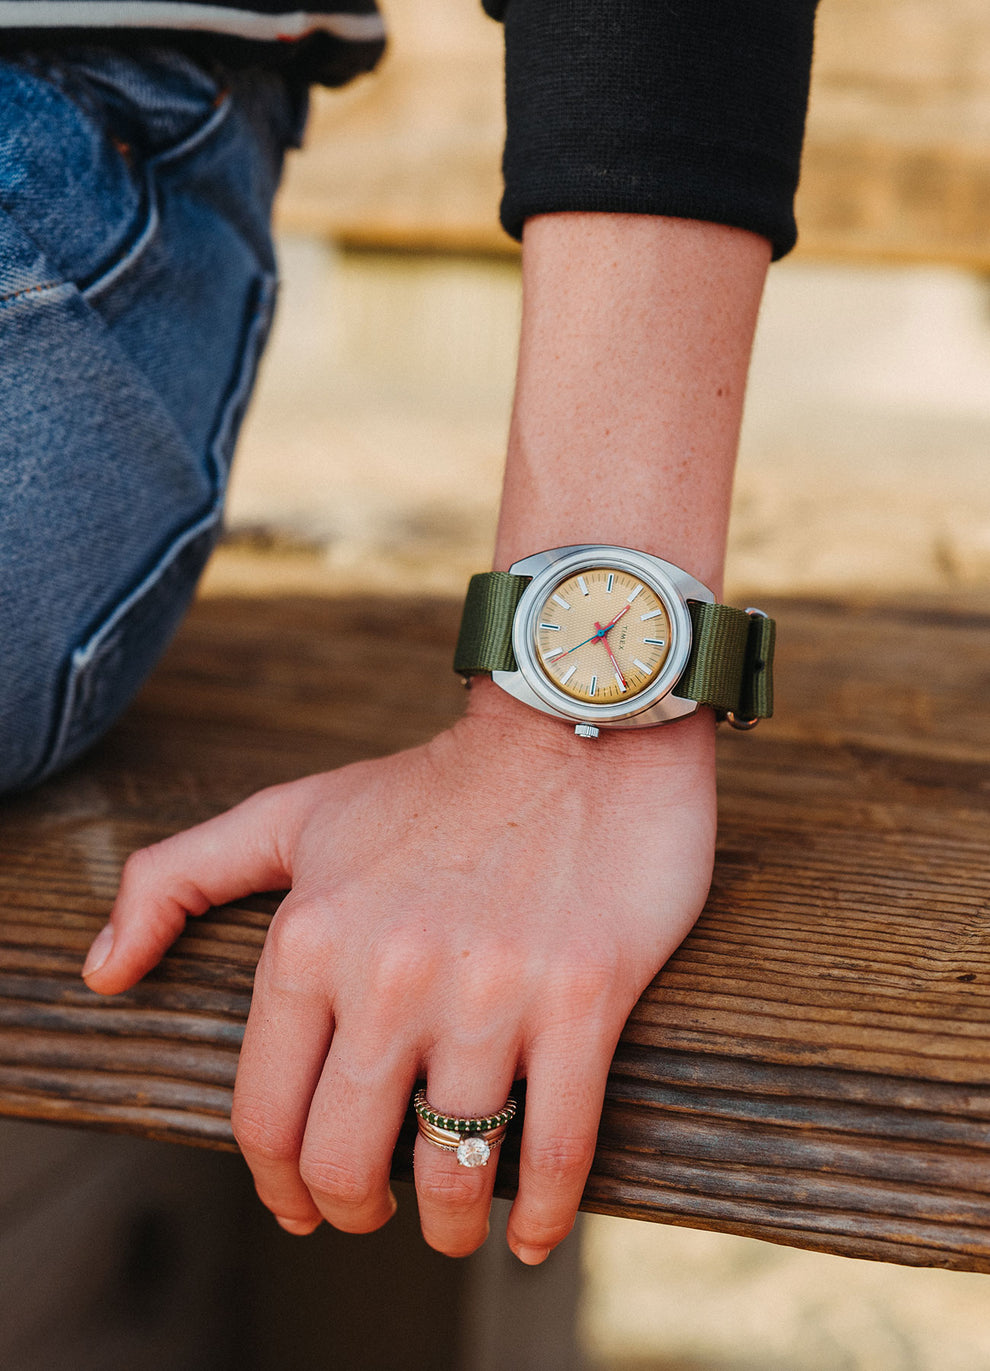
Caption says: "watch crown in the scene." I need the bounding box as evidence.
[574,724,599,740]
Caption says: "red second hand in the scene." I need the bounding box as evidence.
[602,637,627,689]
[601,604,630,633]
[595,616,628,689]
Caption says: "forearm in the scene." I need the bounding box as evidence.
[494,212,771,595]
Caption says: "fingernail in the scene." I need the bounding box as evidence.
[514,1245,550,1266]
[82,923,115,979]
[275,1215,321,1236]
[387,1190,399,1217]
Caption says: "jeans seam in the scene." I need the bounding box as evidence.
[151,88,233,170]
[81,191,159,302]
[38,510,222,786]
[68,508,221,676]
[0,279,63,305]
[207,271,277,495]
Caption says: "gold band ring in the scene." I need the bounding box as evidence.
[413,1089,517,1168]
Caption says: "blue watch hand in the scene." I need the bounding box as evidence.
[560,630,602,657]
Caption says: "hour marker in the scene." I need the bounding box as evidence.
[560,665,576,685]
[589,675,598,696]
[633,658,650,674]
[644,637,666,646]
[641,609,664,621]
[626,584,643,603]
[605,574,614,593]
[544,647,564,660]
[552,593,571,610]
[577,577,589,596]
[614,671,627,692]
[539,623,560,631]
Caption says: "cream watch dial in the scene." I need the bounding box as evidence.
[533,568,673,704]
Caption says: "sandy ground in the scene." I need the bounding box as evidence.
[208,239,990,1370]
[579,1216,990,1371]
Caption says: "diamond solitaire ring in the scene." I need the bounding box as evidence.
[413,1089,517,1168]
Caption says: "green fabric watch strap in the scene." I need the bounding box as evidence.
[680,602,775,721]
[454,571,530,676]
[453,570,775,722]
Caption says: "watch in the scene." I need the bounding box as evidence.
[453,544,775,737]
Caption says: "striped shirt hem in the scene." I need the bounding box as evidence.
[0,0,384,41]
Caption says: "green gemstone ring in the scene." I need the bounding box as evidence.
[413,1089,517,1135]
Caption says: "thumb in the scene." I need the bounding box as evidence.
[83,784,298,995]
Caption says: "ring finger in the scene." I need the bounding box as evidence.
[413,1053,518,1258]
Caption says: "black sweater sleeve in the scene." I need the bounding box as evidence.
[483,0,818,259]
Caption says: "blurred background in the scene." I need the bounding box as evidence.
[6,1,988,1368]
[208,0,990,607]
[213,0,990,1366]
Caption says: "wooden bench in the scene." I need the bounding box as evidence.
[2,587,988,1273]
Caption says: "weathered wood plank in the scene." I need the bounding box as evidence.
[1,591,989,1269]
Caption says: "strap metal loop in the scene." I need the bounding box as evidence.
[725,608,769,729]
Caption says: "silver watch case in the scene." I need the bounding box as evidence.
[493,544,715,730]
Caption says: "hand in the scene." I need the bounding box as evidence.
[82,685,717,1261]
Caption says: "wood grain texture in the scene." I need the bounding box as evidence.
[1,592,988,1269]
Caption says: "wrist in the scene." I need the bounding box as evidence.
[462,674,716,772]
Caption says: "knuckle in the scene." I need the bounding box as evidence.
[524,1135,597,1186]
[120,843,214,925]
[455,940,526,1017]
[369,926,436,1003]
[299,1154,378,1210]
[262,904,331,990]
[416,1165,485,1211]
[118,845,160,896]
[116,846,190,942]
[231,1102,301,1165]
[541,962,621,1032]
[559,942,622,999]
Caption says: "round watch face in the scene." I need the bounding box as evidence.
[533,567,673,705]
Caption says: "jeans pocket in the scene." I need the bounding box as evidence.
[78,91,235,305]
[1,47,300,295]
[0,47,219,293]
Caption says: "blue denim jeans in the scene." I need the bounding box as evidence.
[0,45,307,794]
